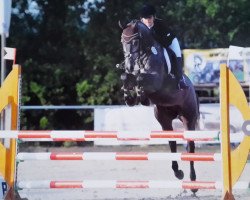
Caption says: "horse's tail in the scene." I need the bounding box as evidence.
[195,93,205,130]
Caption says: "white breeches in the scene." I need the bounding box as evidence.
[169,38,182,58]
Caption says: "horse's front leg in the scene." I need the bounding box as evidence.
[120,73,138,106]
[181,115,197,182]
[183,114,198,193]
[169,141,184,180]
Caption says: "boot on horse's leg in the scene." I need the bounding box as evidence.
[169,141,184,180]
[138,90,150,106]
[123,89,138,106]
[120,73,136,90]
[121,73,138,106]
[176,57,188,90]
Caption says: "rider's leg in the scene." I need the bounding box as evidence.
[169,38,188,89]
[176,57,188,89]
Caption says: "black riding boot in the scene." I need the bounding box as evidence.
[176,57,188,90]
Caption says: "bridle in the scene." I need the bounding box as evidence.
[120,27,151,73]
[117,21,155,106]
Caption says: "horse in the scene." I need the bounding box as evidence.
[117,20,200,193]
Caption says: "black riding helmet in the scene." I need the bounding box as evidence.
[139,4,156,18]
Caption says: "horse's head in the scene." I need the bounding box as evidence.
[118,20,165,106]
[120,20,155,73]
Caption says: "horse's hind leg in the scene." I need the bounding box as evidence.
[186,119,198,193]
[187,140,196,181]
[154,106,184,180]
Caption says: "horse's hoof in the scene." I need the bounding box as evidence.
[174,169,184,180]
[190,169,198,193]
[140,97,150,106]
[191,188,198,194]
[125,99,136,106]
[124,95,137,106]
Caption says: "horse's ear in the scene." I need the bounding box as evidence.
[118,20,126,30]
[118,20,127,29]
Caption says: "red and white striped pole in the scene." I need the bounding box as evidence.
[17,180,250,190]
[0,130,221,142]
[17,152,222,162]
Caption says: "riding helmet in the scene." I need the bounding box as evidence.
[139,4,156,18]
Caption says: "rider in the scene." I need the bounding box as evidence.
[139,4,188,89]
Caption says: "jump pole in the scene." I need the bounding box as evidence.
[16,180,250,190]
[0,130,221,142]
[16,152,222,161]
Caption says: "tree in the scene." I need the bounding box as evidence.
[10,0,90,129]
[7,0,250,129]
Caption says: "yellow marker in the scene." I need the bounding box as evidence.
[0,65,21,188]
[220,64,250,199]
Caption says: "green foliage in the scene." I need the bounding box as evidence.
[8,0,250,129]
[29,81,46,104]
[39,116,48,129]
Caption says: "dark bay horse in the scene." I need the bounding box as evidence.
[118,20,200,193]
